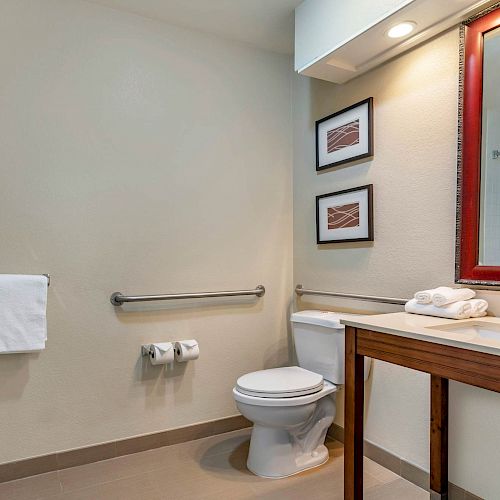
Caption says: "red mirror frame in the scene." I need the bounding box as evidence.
[456,4,500,285]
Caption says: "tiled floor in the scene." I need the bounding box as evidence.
[0,429,428,500]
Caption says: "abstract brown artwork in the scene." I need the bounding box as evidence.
[327,203,360,229]
[326,119,360,153]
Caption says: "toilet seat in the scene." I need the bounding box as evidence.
[236,366,324,398]
[233,380,337,407]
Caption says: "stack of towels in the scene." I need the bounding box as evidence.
[405,287,488,320]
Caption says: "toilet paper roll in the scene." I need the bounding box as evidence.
[174,340,199,362]
[148,342,174,365]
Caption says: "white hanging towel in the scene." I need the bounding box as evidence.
[0,275,48,353]
[405,298,472,320]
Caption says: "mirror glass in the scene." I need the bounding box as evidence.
[479,26,500,265]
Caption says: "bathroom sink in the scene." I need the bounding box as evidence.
[426,320,500,343]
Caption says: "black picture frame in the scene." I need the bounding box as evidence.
[316,185,374,244]
[315,97,373,171]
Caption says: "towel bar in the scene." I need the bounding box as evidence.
[110,285,265,306]
[295,284,407,305]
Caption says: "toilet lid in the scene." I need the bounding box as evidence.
[236,367,324,398]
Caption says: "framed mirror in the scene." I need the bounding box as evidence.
[456,4,500,285]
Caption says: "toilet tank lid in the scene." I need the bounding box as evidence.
[291,310,361,328]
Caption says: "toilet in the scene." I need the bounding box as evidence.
[233,310,370,479]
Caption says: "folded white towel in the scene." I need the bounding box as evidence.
[405,298,472,320]
[414,287,451,304]
[0,275,48,353]
[432,287,475,307]
[468,299,488,318]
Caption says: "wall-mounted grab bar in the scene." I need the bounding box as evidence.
[295,284,407,305]
[110,285,265,306]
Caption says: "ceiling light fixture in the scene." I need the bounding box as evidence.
[387,21,416,39]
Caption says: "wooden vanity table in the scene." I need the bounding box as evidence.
[341,312,500,500]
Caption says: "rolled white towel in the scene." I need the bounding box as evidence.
[405,298,472,320]
[414,287,451,304]
[468,299,488,318]
[432,287,475,307]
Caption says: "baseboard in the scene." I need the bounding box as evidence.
[327,423,483,500]
[0,414,251,484]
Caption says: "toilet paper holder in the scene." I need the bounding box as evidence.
[142,341,199,363]
[141,344,174,356]
[141,343,176,365]
[141,344,155,357]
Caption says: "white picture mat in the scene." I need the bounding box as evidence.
[317,102,369,167]
[318,188,370,241]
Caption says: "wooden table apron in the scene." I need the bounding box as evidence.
[344,326,500,500]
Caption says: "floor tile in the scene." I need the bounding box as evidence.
[249,454,378,498]
[364,477,429,500]
[0,471,61,500]
[57,442,188,492]
[2,431,430,500]
[251,482,344,500]
[47,473,162,500]
[108,444,187,475]
[57,458,122,492]
[364,457,400,484]
[147,447,261,499]
[178,482,256,500]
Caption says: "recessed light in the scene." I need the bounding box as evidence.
[387,22,416,39]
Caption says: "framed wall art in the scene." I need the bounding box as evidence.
[316,185,373,244]
[316,97,373,171]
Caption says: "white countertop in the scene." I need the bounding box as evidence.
[340,312,500,356]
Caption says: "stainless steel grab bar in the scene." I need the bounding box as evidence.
[295,284,407,305]
[110,285,265,306]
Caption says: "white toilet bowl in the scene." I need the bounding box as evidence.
[233,366,337,478]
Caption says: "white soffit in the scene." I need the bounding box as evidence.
[300,0,498,84]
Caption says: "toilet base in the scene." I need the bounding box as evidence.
[247,438,329,478]
[245,395,335,479]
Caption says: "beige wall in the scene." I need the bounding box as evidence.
[293,29,500,498]
[0,0,293,464]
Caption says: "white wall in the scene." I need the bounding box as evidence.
[0,0,293,464]
[293,28,500,498]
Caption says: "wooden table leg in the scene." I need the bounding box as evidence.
[430,375,448,499]
[345,326,365,500]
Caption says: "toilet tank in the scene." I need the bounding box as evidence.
[290,310,371,384]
